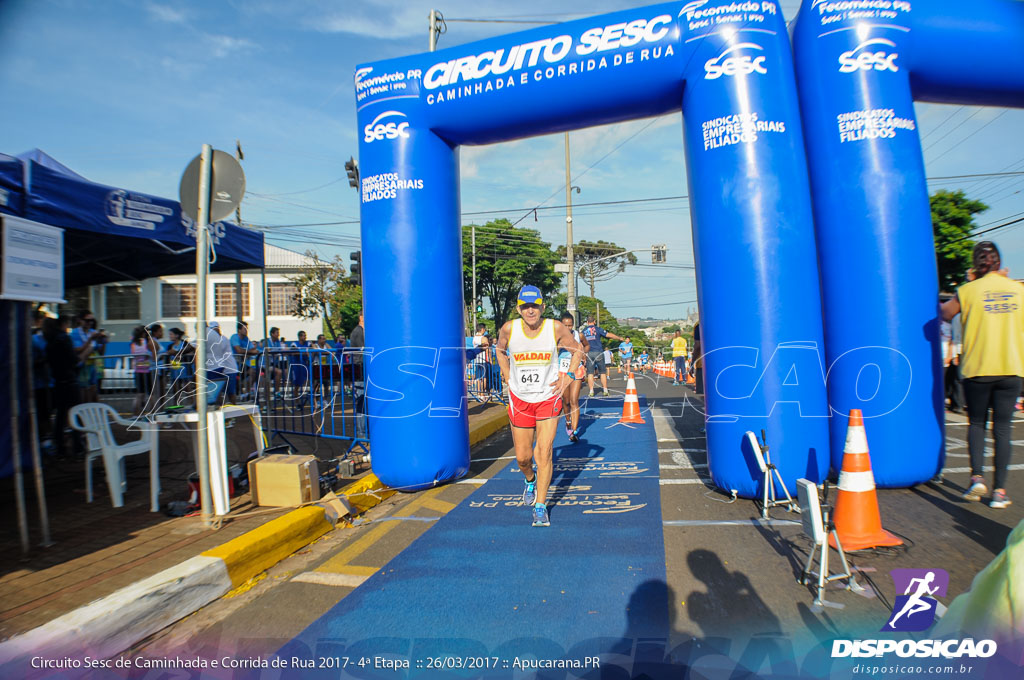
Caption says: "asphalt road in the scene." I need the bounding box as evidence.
[135,370,1024,674]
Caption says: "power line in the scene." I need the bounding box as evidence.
[444,18,558,25]
[946,215,1024,246]
[923,108,984,153]
[919,106,965,144]
[926,110,1009,166]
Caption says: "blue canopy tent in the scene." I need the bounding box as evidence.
[0,152,26,217]
[15,149,263,287]
[0,150,264,551]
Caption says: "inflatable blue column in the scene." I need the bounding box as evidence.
[678,4,831,497]
[356,102,469,491]
[792,0,1024,487]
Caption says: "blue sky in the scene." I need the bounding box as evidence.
[1,0,1022,321]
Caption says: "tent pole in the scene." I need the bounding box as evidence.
[9,303,30,554]
[195,144,214,529]
[261,267,268,341]
[24,303,52,546]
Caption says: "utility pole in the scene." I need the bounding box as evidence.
[429,10,439,51]
[564,132,577,324]
[234,140,245,334]
[471,224,477,332]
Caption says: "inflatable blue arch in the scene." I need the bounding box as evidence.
[353,0,1024,498]
[792,0,1024,487]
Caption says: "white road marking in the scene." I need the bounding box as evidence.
[292,572,370,588]
[942,463,1024,474]
[660,478,712,485]
[663,519,800,527]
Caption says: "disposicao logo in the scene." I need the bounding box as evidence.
[883,568,947,632]
[838,38,899,73]
[363,111,411,143]
[704,42,768,79]
[831,567,998,660]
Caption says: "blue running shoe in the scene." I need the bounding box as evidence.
[532,503,550,527]
[569,428,579,443]
[522,477,537,506]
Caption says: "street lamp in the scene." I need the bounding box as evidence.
[565,132,579,323]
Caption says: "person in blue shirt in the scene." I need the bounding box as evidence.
[230,322,260,398]
[262,326,288,397]
[638,349,650,374]
[580,315,625,397]
[288,330,312,390]
[71,310,106,403]
[618,338,634,376]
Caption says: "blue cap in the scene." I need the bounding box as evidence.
[517,285,543,306]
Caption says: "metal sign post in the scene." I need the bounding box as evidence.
[194,145,214,528]
[180,145,245,529]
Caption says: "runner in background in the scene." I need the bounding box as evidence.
[580,316,625,397]
[558,312,585,443]
[496,286,585,527]
[614,335,630,376]
[670,330,688,385]
[638,348,650,374]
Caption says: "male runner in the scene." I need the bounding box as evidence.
[580,316,625,397]
[670,330,688,385]
[558,312,585,443]
[638,349,650,374]
[618,337,634,376]
[496,286,585,527]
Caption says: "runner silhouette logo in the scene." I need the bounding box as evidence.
[882,568,949,632]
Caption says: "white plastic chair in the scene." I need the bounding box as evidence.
[69,403,159,510]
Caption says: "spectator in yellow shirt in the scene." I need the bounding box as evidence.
[941,241,1024,509]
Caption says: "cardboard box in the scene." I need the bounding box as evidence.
[248,454,320,507]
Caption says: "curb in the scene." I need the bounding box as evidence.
[0,409,509,669]
[469,404,509,448]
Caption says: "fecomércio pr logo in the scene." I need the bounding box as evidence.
[882,568,947,632]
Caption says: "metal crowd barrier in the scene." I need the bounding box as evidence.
[257,347,369,454]
[466,346,505,404]
[91,348,370,454]
[89,344,506,449]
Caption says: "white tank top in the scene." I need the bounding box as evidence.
[508,319,560,403]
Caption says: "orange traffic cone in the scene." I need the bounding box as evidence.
[619,372,646,424]
[829,409,902,551]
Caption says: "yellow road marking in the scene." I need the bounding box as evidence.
[317,486,453,573]
[419,497,457,513]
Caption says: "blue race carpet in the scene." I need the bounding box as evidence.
[279,398,667,675]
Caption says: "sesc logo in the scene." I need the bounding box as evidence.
[839,38,899,73]
[363,111,411,143]
[704,43,768,80]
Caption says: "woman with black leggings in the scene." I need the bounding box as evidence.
[942,241,1024,509]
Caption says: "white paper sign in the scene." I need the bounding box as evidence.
[1,215,65,303]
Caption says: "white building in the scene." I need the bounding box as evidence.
[64,244,324,345]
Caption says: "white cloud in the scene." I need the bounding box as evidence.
[203,34,258,58]
[146,3,187,24]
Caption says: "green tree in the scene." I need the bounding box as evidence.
[932,190,988,292]
[287,251,346,341]
[287,251,362,342]
[330,283,363,338]
[661,324,681,334]
[463,219,561,330]
[556,240,638,320]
